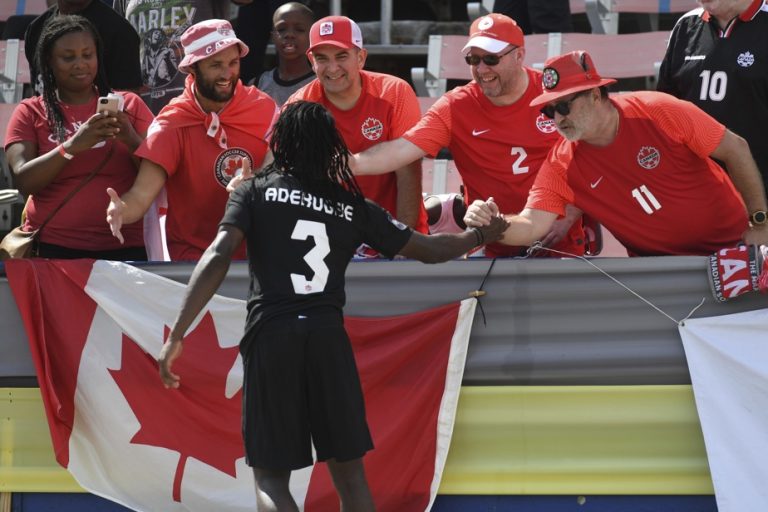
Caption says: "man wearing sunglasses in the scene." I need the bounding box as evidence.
[465,50,768,256]
[350,13,587,258]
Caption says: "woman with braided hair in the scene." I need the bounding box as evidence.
[4,15,152,259]
[157,101,507,511]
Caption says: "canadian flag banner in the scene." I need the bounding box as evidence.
[5,259,475,512]
[678,308,768,512]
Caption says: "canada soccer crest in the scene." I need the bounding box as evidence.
[536,113,557,134]
[636,146,660,170]
[361,117,384,141]
[320,21,334,36]
[737,51,755,68]
[214,147,252,187]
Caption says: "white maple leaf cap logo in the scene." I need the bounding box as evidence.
[478,16,494,30]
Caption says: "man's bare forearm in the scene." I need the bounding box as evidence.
[351,138,426,176]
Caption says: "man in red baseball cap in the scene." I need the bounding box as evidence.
[106,19,279,261]
[286,15,430,246]
[465,50,768,257]
[349,13,592,258]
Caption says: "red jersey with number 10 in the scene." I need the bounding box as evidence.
[527,91,748,256]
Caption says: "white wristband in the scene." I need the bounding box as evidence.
[58,144,74,160]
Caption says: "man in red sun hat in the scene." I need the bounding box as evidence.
[106,19,279,261]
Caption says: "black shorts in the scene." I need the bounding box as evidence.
[241,308,373,470]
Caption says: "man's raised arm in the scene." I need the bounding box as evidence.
[349,137,426,176]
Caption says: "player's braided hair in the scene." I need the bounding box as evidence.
[268,101,365,201]
[36,15,109,142]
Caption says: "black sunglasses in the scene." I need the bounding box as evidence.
[540,90,590,119]
[464,46,517,67]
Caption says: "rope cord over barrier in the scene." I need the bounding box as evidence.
[469,257,497,327]
[526,242,706,326]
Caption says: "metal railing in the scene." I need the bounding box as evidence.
[330,0,393,45]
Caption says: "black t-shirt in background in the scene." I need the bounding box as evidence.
[657,6,768,196]
[25,1,142,92]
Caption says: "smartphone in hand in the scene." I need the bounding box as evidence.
[97,93,124,114]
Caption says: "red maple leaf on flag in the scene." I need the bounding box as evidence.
[109,312,243,502]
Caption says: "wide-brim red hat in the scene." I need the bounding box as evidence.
[529,51,616,107]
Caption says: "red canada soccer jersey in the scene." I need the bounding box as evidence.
[137,88,275,261]
[404,68,584,256]
[289,71,428,233]
[527,91,748,256]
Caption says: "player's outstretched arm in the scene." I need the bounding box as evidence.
[398,215,509,263]
[159,225,244,389]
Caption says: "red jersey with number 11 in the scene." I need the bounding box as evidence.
[527,92,748,256]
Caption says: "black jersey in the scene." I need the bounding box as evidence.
[221,170,412,333]
[657,1,768,194]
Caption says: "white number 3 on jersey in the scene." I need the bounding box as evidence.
[291,220,330,294]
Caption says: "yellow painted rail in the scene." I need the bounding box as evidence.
[0,386,713,494]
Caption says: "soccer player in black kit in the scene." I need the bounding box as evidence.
[157,101,508,511]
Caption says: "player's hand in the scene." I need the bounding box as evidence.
[105,187,125,244]
[464,197,499,227]
[158,338,183,389]
[477,214,509,244]
[226,157,252,193]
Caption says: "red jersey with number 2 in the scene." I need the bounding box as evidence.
[404,69,585,257]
